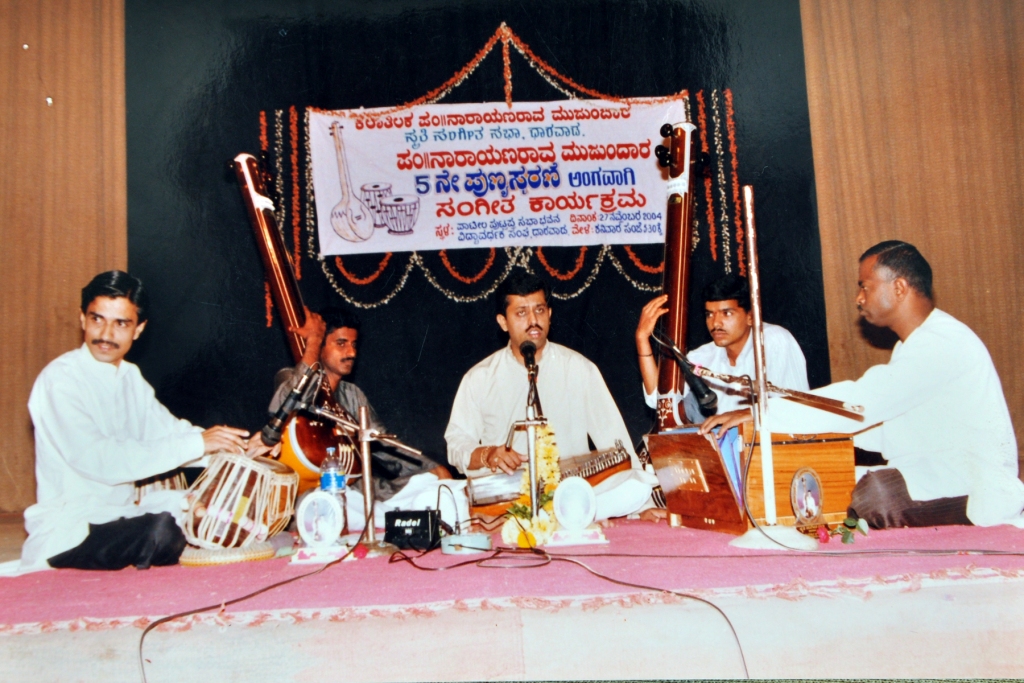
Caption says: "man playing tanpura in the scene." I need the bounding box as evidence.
[636,274,808,423]
[271,306,450,501]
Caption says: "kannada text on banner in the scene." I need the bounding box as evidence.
[309,98,685,255]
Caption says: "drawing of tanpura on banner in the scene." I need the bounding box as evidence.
[309,97,685,256]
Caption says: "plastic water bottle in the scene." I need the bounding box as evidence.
[321,447,342,493]
[320,447,347,536]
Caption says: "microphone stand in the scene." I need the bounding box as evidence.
[504,354,547,520]
[304,403,423,557]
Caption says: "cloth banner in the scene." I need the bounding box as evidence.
[309,97,685,255]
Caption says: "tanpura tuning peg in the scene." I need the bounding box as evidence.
[654,145,670,168]
[659,123,673,138]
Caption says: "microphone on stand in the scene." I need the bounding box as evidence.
[520,340,537,370]
[651,332,718,417]
[261,365,319,446]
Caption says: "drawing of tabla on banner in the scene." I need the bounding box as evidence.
[308,97,686,255]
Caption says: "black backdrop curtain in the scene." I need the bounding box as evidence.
[125,0,827,466]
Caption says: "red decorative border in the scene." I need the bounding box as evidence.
[289,106,302,280]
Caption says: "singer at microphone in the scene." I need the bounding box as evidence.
[635,275,809,423]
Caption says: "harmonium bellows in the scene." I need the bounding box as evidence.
[645,423,855,535]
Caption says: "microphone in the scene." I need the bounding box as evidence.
[655,333,718,418]
[520,341,537,370]
[261,365,318,446]
[681,361,718,417]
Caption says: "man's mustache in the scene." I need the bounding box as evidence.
[527,324,543,332]
[340,356,356,363]
[91,339,120,349]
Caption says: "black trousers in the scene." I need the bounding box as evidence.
[48,512,186,570]
[849,468,971,529]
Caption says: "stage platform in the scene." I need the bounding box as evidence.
[2,520,1024,681]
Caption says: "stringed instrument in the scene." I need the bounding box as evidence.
[329,122,375,242]
[652,118,701,431]
[233,153,361,492]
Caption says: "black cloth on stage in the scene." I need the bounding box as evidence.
[47,512,186,570]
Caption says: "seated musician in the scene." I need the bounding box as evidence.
[270,306,450,501]
[636,274,808,422]
[21,271,255,572]
[445,272,657,517]
[701,241,1024,529]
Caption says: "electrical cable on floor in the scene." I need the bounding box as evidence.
[137,513,371,683]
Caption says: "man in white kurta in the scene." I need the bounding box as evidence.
[446,341,642,474]
[446,272,655,519]
[637,275,808,423]
[21,271,251,571]
[701,242,1024,528]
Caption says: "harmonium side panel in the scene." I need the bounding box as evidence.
[741,424,856,527]
[646,432,748,535]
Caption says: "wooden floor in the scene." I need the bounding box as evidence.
[0,513,26,563]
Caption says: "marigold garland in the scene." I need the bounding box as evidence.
[622,245,663,274]
[709,90,732,274]
[502,35,513,107]
[335,253,394,286]
[264,280,273,328]
[439,248,496,284]
[289,106,302,280]
[259,111,268,152]
[535,246,588,281]
[695,91,717,262]
[724,88,745,277]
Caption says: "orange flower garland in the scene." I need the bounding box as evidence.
[696,90,717,262]
[289,106,302,280]
[335,253,393,286]
[622,245,663,274]
[440,248,496,285]
[724,88,745,276]
[536,246,588,281]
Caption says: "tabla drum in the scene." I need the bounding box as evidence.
[380,195,419,235]
[360,182,392,228]
[134,468,187,505]
[183,452,299,550]
[279,417,358,494]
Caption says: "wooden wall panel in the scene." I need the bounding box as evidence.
[801,0,1024,463]
[0,0,127,512]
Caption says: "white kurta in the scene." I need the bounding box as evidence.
[765,309,1024,527]
[22,345,206,570]
[645,322,809,417]
[445,342,640,475]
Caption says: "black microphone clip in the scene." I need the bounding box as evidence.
[261,365,318,446]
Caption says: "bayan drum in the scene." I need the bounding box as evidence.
[380,195,419,235]
[279,418,358,494]
[134,468,187,505]
[184,452,298,550]
[360,182,393,228]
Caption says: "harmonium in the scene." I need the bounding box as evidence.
[645,423,855,535]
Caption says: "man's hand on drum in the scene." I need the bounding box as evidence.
[470,445,527,474]
[201,425,251,455]
[244,432,276,459]
[697,409,753,436]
